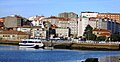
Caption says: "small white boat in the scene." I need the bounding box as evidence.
[19,39,44,48]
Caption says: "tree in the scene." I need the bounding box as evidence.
[96,36,106,41]
[83,24,97,40]
[110,33,120,41]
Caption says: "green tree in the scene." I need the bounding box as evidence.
[96,36,106,41]
[83,24,97,40]
[110,33,120,41]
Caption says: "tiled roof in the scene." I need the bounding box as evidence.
[93,28,111,32]
[45,16,70,21]
[99,33,111,36]
[14,15,22,18]
[50,25,57,28]
[89,17,98,21]
[0,18,5,22]
[34,16,44,20]
[0,30,29,35]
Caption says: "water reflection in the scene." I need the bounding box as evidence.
[19,47,44,51]
[0,45,19,50]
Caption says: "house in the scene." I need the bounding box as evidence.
[93,28,111,37]
[0,30,29,41]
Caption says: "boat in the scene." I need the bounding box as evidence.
[19,39,44,48]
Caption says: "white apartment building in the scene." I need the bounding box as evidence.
[31,26,46,39]
[78,16,89,36]
[55,28,69,37]
[78,16,101,36]
[68,19,78,37]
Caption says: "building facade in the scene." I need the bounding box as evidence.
[81,12,98,18]
[93,28,111,37]
[58,12,78,19]
[16,26,31,34]
[43,16,78,37]
[97,13,120,23]
[78,16,120,37]
[4,15,23,28]
[78,16,97,36]
[31,26,46,39]
[55,28,69,38]
[0,30,29,41]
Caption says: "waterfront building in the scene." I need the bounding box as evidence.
[68,19,78,37]
[97,18,120,33]
[0,30,29,41]
[31,26,46,39]
[78,16,97,36]
[55,27,69,38]
[43,16,78,37]
[78,16,120,37]
[93,28,111,37]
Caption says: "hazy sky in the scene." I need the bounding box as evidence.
[0,0,120,17]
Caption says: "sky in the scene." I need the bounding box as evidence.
[0,0,120,18]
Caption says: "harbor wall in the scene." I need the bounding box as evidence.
[0,40,120,50]
[53,42,120,51]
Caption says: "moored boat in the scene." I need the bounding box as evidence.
[19,39,44,48]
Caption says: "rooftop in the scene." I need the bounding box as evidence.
[99,33,111,36]
[0,30,29,35]
[45,16,70,21]
[99,13,120,15]
[93,28,111,32]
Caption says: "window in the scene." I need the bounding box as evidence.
[13,35,15,37]
[3,35,10,37]
[37,29,39,30]
[97,32,99,34]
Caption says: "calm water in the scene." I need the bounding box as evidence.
[0,45,120,62]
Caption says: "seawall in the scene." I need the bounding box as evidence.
[0,40,120,51]
[0,40,19,45]
[53,42,120,51]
